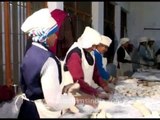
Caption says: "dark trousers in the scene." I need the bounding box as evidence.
[18,99,40,119]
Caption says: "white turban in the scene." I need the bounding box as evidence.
[120,37,130,45]
[21,8,58,45]
[77,26,101,48]
[139,37,148,43]
[21,8,57,33]
[113,37,130,67]
[100,35,112,47]
[149,37,155,42]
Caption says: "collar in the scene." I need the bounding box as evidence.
[32,42,48,51]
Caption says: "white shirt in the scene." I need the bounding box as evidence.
[33,42,76,111]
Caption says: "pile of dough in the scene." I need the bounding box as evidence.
[115,81,160,97]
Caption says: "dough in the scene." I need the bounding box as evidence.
[151,111,159,117]
[106,112,112,118]
[67,83,80,113]
[96,110,106,118]
[68,83,80,93]
[62,83,80,114]
[97,101,115,110]
[90,109,112,118]
[132,101,151,117]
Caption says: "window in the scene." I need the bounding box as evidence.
[64,2,92,41]
[0,2,46,85]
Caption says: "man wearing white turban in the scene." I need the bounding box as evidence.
[18,8,98,119]
[113,37,133,76]
[62,26,112,100]
[138,36,154,69]
[147,37,156,66]
[93,35,117,84]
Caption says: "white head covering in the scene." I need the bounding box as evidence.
[77,26,101,48]
[21,8,58,45]
[119,37,130,45]
[100,35,112,47]
[148,37,155,42]
[139,37,148,43]
[113,37,130,66]
[21,8,57,33]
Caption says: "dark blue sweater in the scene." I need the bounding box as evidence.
[20,45,61,100]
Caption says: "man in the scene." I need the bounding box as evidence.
[63,26,112,100]
[113,37,133,76]
[147,37,156,66]
[138,37,154,69]
[94,35,117,84]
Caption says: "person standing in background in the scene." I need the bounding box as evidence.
[138,37,154,69]
[147,37,156,66]
[155,48,160,69]
[113,37,133,77]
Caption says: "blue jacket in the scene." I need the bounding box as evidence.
[94,50,110,80]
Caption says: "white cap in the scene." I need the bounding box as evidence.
[21,8,57,33]
[77,26,101,48]
[100,35,112,47]
[139,37,148,43]
[149,37,155,42]
[120,37,130,45]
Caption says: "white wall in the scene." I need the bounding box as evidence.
[114,2,129,49]
[128,2,160,51]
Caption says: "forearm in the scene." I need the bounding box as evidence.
[41,58,76,111]
[78,79,99,96]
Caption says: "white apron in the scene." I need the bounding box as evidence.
[16,94,62,118]
[64,42,99,89]
[81,51,99,88]
[117,48,133,76]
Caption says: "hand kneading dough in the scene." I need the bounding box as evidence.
[67,83,80,113]
[68,83,80,93]
[62,83,80,114]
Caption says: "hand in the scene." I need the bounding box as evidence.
[62,83,75,94]
[96,92,109,100]
[75,95,98,108]
[103,85,113,94]
[111,77,118,85]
